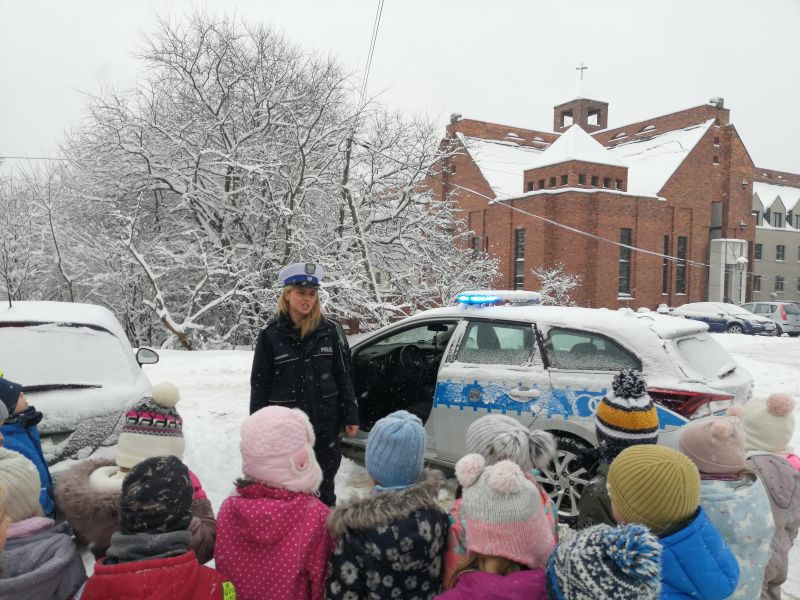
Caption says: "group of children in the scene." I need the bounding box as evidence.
[0,369,797,600]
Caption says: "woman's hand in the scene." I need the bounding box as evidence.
[344,425,359,437]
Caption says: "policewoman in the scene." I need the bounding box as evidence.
[249,262,359,506]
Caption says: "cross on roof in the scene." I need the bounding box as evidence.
[576,62,588,81]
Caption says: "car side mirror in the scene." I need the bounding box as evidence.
[136,347,160,366]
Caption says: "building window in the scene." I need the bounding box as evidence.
[777,245,785,261]
[798,246,800,261]
[588,110,600,126]
[713,136,720,147]
[753,275,761,292]
[796,215,800,228]
[470,237,480,257]
[754,244,762,260]
[797,277,800,292]
[562,111,573,127]
[662,235,670,294]
[603,177,611,188]
[616,179,623,189]
[527,181,534,192]
[549,177,556,188]
[712,156,719,165]
[619,228,632,295]
[514,229,525,290]
[751,210,761,226]
[538,179,545,190]
[774,213,783,227]
[775,276,784,293]
[676,236,687,294]
[578,174,586,185]
[591,175,599,186]
[561,174,568,186]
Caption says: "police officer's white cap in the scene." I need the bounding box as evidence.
[279,262,326,287]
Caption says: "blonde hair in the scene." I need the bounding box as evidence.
[277,286,323,338]
[451,552,522,587]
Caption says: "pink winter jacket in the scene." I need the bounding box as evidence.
[215,483,334,600]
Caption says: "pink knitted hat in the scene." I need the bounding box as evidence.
[240,406,322,494]
[455,454,556,569]
[678,415,747,475]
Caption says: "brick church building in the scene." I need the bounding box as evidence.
[429,95,765,309]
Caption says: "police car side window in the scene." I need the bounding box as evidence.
[546,328,640,371]
[455,322,535,365]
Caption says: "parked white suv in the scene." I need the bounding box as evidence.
[342,292,754,521]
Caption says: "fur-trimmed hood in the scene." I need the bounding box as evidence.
[328,469,444,537]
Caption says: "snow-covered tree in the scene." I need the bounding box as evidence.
[532,262,581,306]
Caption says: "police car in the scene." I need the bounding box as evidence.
[342,290,754,521]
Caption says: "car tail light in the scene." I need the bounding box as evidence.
[780,305,787,320]
[648,388,735,420]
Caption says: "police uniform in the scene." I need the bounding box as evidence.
[249,263,359,506]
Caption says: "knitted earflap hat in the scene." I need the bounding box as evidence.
[455,454,556,569]
[116,382,185,470]
[240,406,323,494]
[736,393,796,454]
[678,415,747,475]
[595,369,659,463]
[119,455,193,534]
[366,410,426,489]
[546,523,662,600]
[465,414,556,472]
[608,445,700,535]
[0,448,42,522]
[0,376,22,419]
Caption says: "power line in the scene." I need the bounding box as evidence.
[358,0,385,110]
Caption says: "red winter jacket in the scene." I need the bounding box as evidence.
[80,551,235,600]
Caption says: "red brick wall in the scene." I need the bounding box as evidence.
[594,105,730,147]
[753,167,800,187]
[553,98,609,133]
[523,160,628,194]
[446,119,557,147]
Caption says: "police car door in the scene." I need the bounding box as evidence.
[430,318,550,464]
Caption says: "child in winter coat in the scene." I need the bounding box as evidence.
[55,382,216,562]
[0,375,55,516]
[679,414,774,599]
[444,414,557,588]
[735,393,800,600]
[546,523,662,599]
[326,410,449,600]
[216,406,334,600]
[608,444,740,600]
[80,455,235,600]
[437,455,555,599]
[0,448,86,599]
[576,369,659,530]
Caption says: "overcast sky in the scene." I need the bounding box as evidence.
[2,0,799,173]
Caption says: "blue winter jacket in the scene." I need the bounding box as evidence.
[659,507,739,600]
[1,408,55,516]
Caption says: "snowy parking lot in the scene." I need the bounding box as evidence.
[93,333,800,596]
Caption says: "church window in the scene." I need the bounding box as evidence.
[588,110,600,126]
[549,177,556,188]
[591,175,599,186]
[561,175,568,186]
[561,111,574,127]
[538,179,545,190]
[527,181,534,192]
[713,156,719,165]
[579,174,586,185]
[603,177,611,188]
[615,179,623,190]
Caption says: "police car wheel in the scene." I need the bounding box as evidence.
[535,435,592,525]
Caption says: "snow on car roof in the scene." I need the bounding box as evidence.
[0,301,132,346]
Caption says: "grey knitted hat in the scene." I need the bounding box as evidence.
[465,414,556,472]
[546,523,662,599]
[0,448,42,522]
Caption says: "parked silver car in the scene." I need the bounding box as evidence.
[342,292,754,522]
[740,301,800,337]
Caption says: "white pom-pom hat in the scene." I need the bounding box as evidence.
[740,393,796,454]
[455,454,556,569]
[116,381,185,469]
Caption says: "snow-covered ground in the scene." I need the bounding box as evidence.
[82,334,800,596]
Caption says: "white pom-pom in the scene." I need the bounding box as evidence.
[726,405,744,418]
[151,382,180,407]
[767,393,795,417]
[486,460,523,494]
[455,453,485,488]
[710,419,734,439]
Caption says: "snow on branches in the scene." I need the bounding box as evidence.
[531,263,582,306]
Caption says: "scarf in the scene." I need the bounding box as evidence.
[104,530,190,564]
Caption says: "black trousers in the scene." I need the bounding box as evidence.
[314,430,342,507]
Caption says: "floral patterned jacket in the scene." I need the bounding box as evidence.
[325,471,449,600]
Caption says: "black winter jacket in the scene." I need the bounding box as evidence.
[250,314,359,432]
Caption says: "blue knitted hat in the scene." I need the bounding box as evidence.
[366,410,426,488]
[0,377,22,419]
[547,523,662,600]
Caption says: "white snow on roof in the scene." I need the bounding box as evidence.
[535,125,626,169]
[753,181,800,213]
[457,133,544,198]
[605,120,714,196]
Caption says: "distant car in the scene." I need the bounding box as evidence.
[671,302,776,335]
[342,291,754,522]
[740,301,800,337]
[0,301,159,463]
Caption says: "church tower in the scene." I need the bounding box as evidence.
[553,63,608,133]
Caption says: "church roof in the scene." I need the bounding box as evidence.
[534,125,626,169]
[753,181,800,213]
[456,134,544,198]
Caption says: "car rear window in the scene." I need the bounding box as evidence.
[784,303,800,315]
[545,328,640,371]
[676,333,737,380]
[0,323,138,386]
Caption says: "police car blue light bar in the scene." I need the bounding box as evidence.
[456,290,542,306]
